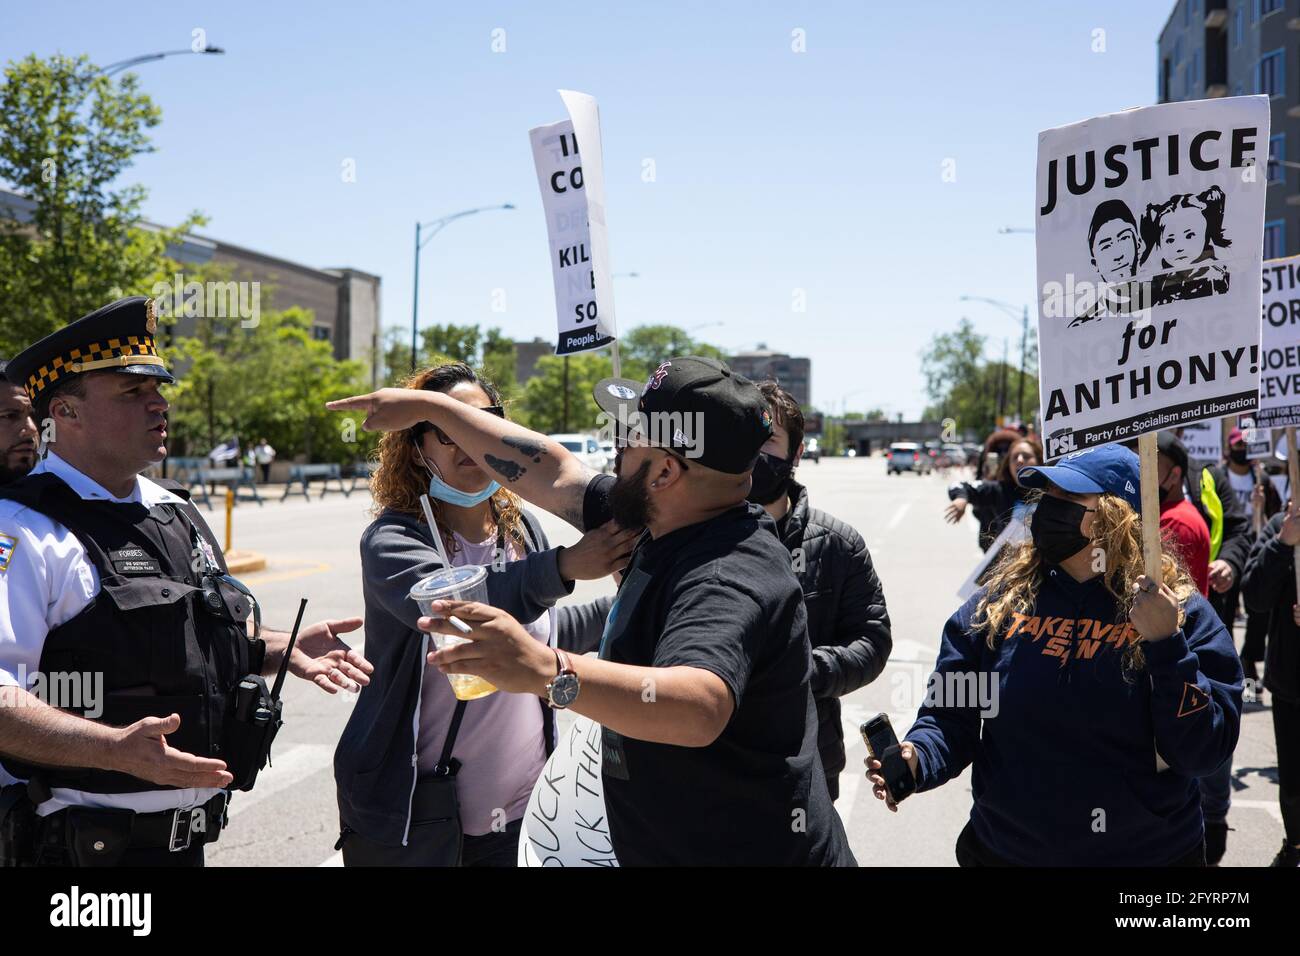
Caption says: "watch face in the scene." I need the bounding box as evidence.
[550,673,579,707]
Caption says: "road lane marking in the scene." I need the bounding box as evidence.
[226,743,334,819]
[887,502,912,531]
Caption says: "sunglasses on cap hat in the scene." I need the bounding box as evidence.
[411,405,504,445]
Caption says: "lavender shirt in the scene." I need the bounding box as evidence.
[416,533,552,835]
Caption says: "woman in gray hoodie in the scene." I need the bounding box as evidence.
[334,363,634,866]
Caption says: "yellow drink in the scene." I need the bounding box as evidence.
[449,674,498,700]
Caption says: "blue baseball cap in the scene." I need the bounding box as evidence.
[1017,442,1141,511]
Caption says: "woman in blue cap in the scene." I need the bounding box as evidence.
[868,442,1244,866]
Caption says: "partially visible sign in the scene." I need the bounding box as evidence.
[1239,414,1273,459]
[529,91,617,356]
[1178,420,1222,464]
[518,716,620,867]
[1257,254,1300,429]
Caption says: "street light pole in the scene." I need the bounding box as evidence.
[960,294,1030,424]
[410,204,515,371]
[98,46,225,77]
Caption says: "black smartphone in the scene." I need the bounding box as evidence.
[860,713,916,806]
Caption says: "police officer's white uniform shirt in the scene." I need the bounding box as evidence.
[0,452,225,816]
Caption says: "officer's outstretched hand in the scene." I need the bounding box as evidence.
[290,617,373,694]
[111,714,234,789]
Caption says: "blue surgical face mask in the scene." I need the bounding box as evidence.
[418,449,499,507]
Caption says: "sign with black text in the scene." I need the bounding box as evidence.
[1257,254,1300,429]
[1035,97,1269,460]
[529,90,618,356]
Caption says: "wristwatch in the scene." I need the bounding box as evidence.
[545,649,580,709]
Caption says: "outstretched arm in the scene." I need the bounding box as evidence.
[328,388,599,529]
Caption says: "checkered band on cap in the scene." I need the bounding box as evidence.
[25,335,162,398]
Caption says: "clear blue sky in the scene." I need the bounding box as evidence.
[4,0,1172,418]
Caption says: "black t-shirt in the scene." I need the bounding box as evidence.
[582,474,855,866]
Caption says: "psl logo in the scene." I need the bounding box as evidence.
[1047,429,1077,459]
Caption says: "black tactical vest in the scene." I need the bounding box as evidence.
[0,472,263,794]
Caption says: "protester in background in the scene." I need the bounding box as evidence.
[752,381,893,800]
[869,444,1243,866]
[334,362,638,867]
[944,435,1042,551]
[0,361,38,485]
[1217,427,1280,687]
[1169,429,1275,865]
[254,437,276,483]
[1241,503,1300,866]
[329,356,856,865]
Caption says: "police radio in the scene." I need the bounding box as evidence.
[225,598,307,792]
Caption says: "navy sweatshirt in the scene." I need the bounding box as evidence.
[906,565,1243,866]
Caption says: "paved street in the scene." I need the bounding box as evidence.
[204,458,1286,867]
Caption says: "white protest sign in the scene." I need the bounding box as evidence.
[1178,420,1221,464]
[1035,96,1269,461]
[529,91,617,356]
[1239,414,1274,459]
[1257,254,1300,429]
[518,716,619,867]
[957,512,1030,601]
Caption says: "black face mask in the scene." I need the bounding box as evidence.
[1031,495,1093,565]
[1228,448,1248,465]
[748,452,795,506]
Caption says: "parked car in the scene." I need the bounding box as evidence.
[550,433,610,473]
[887,442,931,475]
[803,437,821,463]
[940,443,967,467]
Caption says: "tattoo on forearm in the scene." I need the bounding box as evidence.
[502,436,546,463]
[485,454,527,483]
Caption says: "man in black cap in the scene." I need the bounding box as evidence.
[0,297,372,867]
[328,356,855,865]
[0,360,38,485]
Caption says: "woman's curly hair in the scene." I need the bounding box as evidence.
[972,490,1197,678]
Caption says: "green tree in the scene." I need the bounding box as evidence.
[165,300,375,464]
[516,352,613,435]
[0,53,200,356]
[619,324,727,381]
[920,318,1039,435]
[382,322,518,401]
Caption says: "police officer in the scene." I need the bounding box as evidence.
[0,360,38,485]
[0,297,372,867]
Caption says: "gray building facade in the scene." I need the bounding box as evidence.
[727,348,812,407]
[0,188,382,385]
[1158,0,1299,258]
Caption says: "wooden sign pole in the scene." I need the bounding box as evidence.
[1288,425,1300,598]
[1137,432,1164,581]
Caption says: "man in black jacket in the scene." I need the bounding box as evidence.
[750,382,893,800]
[1240,505,1300,867]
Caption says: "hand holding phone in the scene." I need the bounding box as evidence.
[861,713,918,810]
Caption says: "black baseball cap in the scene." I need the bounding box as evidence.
[1156,430,1190,477]
[593,356,773,474]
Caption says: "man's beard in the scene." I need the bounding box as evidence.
[610,458,655,529]
[0,459,33,485]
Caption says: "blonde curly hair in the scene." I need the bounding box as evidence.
[368,363,527,557]
[972,490,1198,677]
